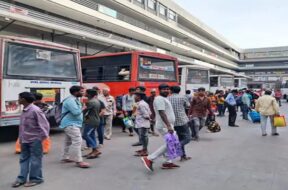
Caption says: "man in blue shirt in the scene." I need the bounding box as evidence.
[60,86,90,168]
[225,89,239,127]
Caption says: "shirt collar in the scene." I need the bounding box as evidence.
[23,104,33,112]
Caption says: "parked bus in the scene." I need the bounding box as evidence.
[210,75,234,92]
[81,51,179,97]
[234,78,248,89]
[178,65,210,94]
[0,36,81,127]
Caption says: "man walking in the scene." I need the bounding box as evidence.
[225,89,239,127]
[256,90,280,136]
[122,87,136,136]
[241,90,251,120]
[99,88,116,140]
[188,87,213,141]
[60,86,90,168]
[134,92,151,156]
[12,92,50,188]
[82,89,102,159]
[147,88,159,136]
[168,86,191,161]
[141,84,179,171]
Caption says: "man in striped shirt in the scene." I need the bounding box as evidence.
[168,86,192,161]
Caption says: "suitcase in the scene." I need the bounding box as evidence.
[249,110,261,123]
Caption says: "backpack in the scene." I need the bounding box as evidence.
[45,98,69,127]
[236,95,243,106]
[115,95,124,111]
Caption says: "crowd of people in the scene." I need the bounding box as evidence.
[12,84,283,187]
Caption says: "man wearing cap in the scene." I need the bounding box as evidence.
[141,84,179,171]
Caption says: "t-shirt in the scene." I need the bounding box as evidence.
[153,96,175,129]
[83,99,102,127]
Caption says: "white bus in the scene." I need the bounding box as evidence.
[178,65,210,94]
[234,78,248,89]
[210,75,234,92]
[0,36,81,127]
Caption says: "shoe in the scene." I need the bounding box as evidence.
[152,132,159,137]
[262,133,267,136]
[12,181,25,188]
[132,142,142,146]
[180,156,192,162]
[122,130,127,133]
[272,133,279,136]
[135,149,143,153]
[134,150,148,157]
[161,163,180,169]
[129,133,134,137]
[141,157,153,172]
[229,125,239,127]
[104,137,111,140]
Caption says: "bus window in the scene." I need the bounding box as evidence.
[187,69,209,84]
[4,43,78,80]
[138,56,176,81]
[82,54,132,82]
[210,77,218,87]
[178,67,182,84]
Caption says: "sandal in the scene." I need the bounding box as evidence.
[86,152,101,159]
[12,181,25,188]
[24,182,42,187]
[75,162,90,168]
[61,159,74,163]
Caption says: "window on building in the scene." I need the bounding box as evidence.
[135,0,144,4]
[168,10,176,20]
[159,4,167,16]
[147,0,156,10]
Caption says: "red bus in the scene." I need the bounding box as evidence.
[81,51,179,97]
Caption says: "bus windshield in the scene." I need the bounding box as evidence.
[138,56,176,81]
[187,69,209,84]
[4,42,78,80]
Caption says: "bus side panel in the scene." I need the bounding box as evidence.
[0,79,80,127]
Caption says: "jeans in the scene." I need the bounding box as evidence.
[260,115,277,135]
[227,105,237,126]
[192,117,206,138]
[138,128,149,150]
[97,118,105,145]
[242,104,249,120]
[174,124,191,157]
[83,125,97,149]
[147,128,172,163]
[16,140,43,183]
[217,104,225,116]
[62,126,83,162]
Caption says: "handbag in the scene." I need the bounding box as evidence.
[273,115,286,127]
[122,117,134,128]
[164,133,183,160]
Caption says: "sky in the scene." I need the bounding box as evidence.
[175,0,288,49]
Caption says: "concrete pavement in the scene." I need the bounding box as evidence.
[0,104,288,190]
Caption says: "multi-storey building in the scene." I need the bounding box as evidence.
[0,0,287,87]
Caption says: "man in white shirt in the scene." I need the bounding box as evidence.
[141,84,179,172]
[99,88,116,140]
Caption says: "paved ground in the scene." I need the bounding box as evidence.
[1,103,288,190]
